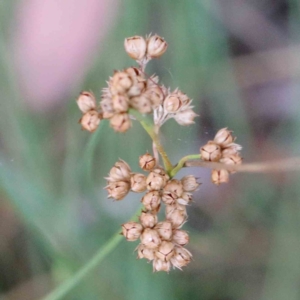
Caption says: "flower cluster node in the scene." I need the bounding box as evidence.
[200,128,243,185]
[107,154,199,272]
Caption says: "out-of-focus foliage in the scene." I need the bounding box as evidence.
[1,0,300,299]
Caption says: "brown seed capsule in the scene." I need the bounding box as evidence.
[147,34,168,58]
[174,109,198,126]
[127,75,147,97]
[108,160,131,182]
[220,154,242,174]
[130,95,152,114]
[140,228,161,249]
[145,86,164,108]
[214,127,235,147]
[156,241,175,262]
[105,181,130,200]
[112,94,129,112]
[146,169,169,191]
[172,230,189,246]
[211,169,229,185]
[130,173,147,193]
[153,259,171,272]
[110,113,131,132]
[164,180,183,197]
[162,191,177,205]
[77,91,96,113]
[124,36,147,61]
[165,204,187,229]
[154,221,173,240]
[200,141,222,162]
[163,94,182,113]
[141,191,161,212]
[80,110,100,132]
[181,175,200,192]
[222,143,242,157]
[136,244,155,261]
[122,222,143,241]
[139,211,158,228]
[139,153,156,171]
[110,71,132,94]
[177,192,193,206]
[170,246,192,270]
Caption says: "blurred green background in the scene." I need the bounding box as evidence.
[1,0,300,299]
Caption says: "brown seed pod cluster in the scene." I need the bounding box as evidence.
[76,34,198,133]
[200,128,243,185]
[105,153,200,272]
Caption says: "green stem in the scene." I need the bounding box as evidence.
[41,206,142,300]
[170,154,201,178]
[129,109,173,172]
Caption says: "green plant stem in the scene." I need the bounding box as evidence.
[170,154,201,178]
[41,206,142,300]
[129,109,173,172]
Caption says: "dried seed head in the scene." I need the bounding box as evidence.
[174,109,198,126]
[124,36,147,61]
[181,175,200,192]
[127,76,147,97]
[165,204,187,228]
[136,244,155,261]
[214,127,235,147]
[153,259,171,272]
[106,181,130,200]
[77,91,96,113]
[112,94,129,112]
[139,153,156,171]
[80,110,100,132]
[146,169,169,191]
[177,192,193,206]
[145,86,164,108]
[147,34,168,58]
[110,71,132,94]
[211,169,229,185]
[172,230,189,246]
[139,211,158,228]
[156,241,175,262]
[220,154,242,165]
[154,221,173,240]
[164,179,183,198]
[200,141,222,162]
[108,160,131,182]
[141,191,161,212]
[130,95,152,114]
[110,113,131,132]
[164,94,182,113]
[122,222,143,241]
[222,143,242,157]
[130,173,147,193]
[171,246,192,270]
[140,228,161,249]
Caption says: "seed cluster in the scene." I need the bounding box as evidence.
[76,34,197,133]
[200,128,242,185]
[105,153,200,272]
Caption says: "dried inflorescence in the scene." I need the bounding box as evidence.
[200,128,243,185]
[76,34,244,273]
[106,153,199,272]
[76,34,197,133]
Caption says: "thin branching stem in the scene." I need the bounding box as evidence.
[170,154,201,178]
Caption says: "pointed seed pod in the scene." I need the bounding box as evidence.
[146,169,169,191]
[163,94,182,113]
[139,211,158,228]
[172,230,189,246]
[145,86,165,108]
[200,141,222,162]
[124,36,147,60]
[130,95,152,114]
[136,244,155,261]
[139,153,156,171]
[112,94,129,112]
[153,259,171,272]
[170,246,192,270]
[177,192,193,206]
[211,169,229,185]
[154,221,173,240]
[105,181,130,200]
[141,191,161,212]
[155,241,175,262]
[174,109,198,126]
[140,228,161,249]
[110,71,132,94]
[181,175,200,192]
[165,204,187,229]
[77,91,96,113]
[121,222,143,241]
[222,143,242,157]
[127,76,147,97]
[80,110,100,132]
[147,34,168,58]
[130,173,147,193]
[110,113,131,132]
[108,160,131,182]
[214,127,235,147]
